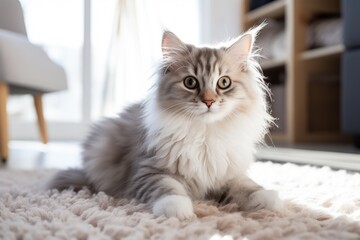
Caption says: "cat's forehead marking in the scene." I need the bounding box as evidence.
[192,47,223,79]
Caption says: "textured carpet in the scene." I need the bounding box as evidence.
[1,161,360,240]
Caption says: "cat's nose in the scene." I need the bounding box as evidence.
[202,99,215,108]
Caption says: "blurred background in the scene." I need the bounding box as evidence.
[8,0,241,140]
[1,0,359,170]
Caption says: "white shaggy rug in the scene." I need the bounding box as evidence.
[1,161,360,240]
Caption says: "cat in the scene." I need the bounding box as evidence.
[48,26,282,220]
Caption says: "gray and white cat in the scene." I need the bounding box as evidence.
[49,27,282,220]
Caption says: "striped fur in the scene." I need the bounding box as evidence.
[48,27,282,219]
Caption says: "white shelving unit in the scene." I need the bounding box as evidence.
[241,0,349,143]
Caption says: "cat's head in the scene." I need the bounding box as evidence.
[156,26,269,124]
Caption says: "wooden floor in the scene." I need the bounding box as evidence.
[2,141,82,170]
[257,143,360,171]
[1,141,360,171]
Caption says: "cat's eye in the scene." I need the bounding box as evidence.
[217,76,232,89]
[183,76,199,89]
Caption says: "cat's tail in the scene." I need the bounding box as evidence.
[47,169,94,192]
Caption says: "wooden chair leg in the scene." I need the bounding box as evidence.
[33,95,48,144]
[0,83,9,161]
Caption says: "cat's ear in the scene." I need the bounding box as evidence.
[161,31,188,72]
[226,24,264,71]
[162,31,187,55]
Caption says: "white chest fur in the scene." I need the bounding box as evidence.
[145,114,255,195]
[142,95,269,197]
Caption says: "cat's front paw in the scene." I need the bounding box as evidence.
[153,195,195,220]
[244,189,282,211]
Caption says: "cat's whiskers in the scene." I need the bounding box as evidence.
[160,102,189,113]
[225,109,244,122]
[159,105,195,122]
[175,108,197,121]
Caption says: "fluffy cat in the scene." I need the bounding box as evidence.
[48,27,282,220]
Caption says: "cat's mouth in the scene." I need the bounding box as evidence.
[198,108,226,123]
[196,102,234,123]
[200,107,220,117]
[202,108,215,114]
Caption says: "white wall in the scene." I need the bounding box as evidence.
[199,0,242,45]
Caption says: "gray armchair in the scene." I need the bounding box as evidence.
[0,0,67,160]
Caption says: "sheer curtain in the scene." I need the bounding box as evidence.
[101,0,200,116]
[101,0,162,116]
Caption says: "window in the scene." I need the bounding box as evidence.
[11,0,201,140]
[13,0,84,122]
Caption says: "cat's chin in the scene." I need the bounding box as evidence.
[196,104,235,123]
[199,111,227,123]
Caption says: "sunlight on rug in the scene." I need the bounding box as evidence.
[1,161,360,240]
